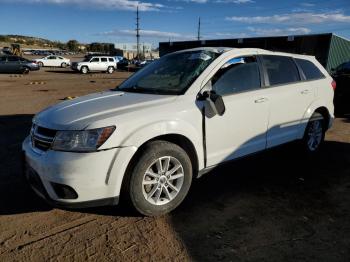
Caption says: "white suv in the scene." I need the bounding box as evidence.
[23,48,335,216]
[71,56,116,74]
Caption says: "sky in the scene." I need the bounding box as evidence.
[0,0,349,47]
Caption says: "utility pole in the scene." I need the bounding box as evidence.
[197,17,201,41]
[136,6,140,59]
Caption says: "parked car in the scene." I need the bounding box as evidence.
[137,59,154,68]
[116,58,130,70]
[71,56,116,74]
[0,55,40,74]
[23,48,334,216]
[34,55,70,68]
[332,61,350,114]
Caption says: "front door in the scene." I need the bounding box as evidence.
[89,57,100,71]
[205,56,269,166]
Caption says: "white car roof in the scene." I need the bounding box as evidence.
[173,47,315,60]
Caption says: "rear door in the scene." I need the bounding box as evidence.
[260,55,315,148]
[100,57,109,70]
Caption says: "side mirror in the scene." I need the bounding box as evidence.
[201,90,225,116]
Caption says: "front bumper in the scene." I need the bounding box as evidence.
[22,136,137,208]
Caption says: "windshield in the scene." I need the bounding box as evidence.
[117,50,219,95]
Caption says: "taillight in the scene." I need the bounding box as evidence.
[331,80,336,90]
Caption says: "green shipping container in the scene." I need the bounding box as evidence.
[159,33,350,73]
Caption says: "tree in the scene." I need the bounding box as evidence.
[66,40,79,51]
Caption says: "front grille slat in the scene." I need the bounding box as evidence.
[31,124,57,151]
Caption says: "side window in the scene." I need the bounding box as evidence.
[0,56,7,62]
[90,58,99,63]
[108,58,114,62]
[101,58,108,62]
[212,56,261,96]
[7,56,19,62]
[48,56,56,60]
[262,55,300,86]
[295,58,324,80]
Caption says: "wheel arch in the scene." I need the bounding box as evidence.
[314,106,331,130]
[118,133,200,203]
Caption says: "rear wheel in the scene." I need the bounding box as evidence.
[80,66,88,74]
[22,67,30,74]
[302,112,325,153]
[61,62,67,68]
[38,62,44,67]
[127,141,192,216]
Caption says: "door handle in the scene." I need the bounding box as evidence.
[301,89,310,94]
[254,97,268,103]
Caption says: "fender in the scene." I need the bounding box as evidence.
[120,119,204,168]
[297,98,333,139]
[105,119,204,198]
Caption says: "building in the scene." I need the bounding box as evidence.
[114,42,159,60]
[159,33,350,72]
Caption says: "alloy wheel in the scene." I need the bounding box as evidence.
[142,156,184,206]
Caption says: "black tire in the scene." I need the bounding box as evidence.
[107,66,114,74]
[80,66,89,74]
[301,112,326,153]
[127,141,192,216]
[22,67,30,74]
[38,62,44,67]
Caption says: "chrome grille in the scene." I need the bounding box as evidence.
[31,124,57,151]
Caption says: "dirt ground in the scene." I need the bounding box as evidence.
[0,67,350,261]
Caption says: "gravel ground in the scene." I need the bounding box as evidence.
[0,67,349,261]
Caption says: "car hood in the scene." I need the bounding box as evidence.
[33,91,177,130]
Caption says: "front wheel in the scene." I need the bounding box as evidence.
[61,62,67,68]
[302,112,325,153]
[128,141,192,216]
[38,62,44,67]
[107,66,114,74]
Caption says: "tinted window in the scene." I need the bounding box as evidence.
[212,56,261,96]
[48,56,56,59]
[295,58,324,80]
[262,55,299,86]
[101,58,108,62]
[91,58,99,62]
[7,56,19,62]
[0,56,6,62]
[108,58,114,62]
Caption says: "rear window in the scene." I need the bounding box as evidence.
[295,58,324,80]
[262,55,300,86]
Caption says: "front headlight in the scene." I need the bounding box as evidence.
[52,126,115,152]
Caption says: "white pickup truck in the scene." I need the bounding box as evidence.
[23,47,334,216]
[71,56,116,74]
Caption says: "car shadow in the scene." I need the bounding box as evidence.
[168,140,350,261]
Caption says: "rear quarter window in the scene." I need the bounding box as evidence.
[262,55,300,86]
[108,58,114,62]
[295,58,324,80]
